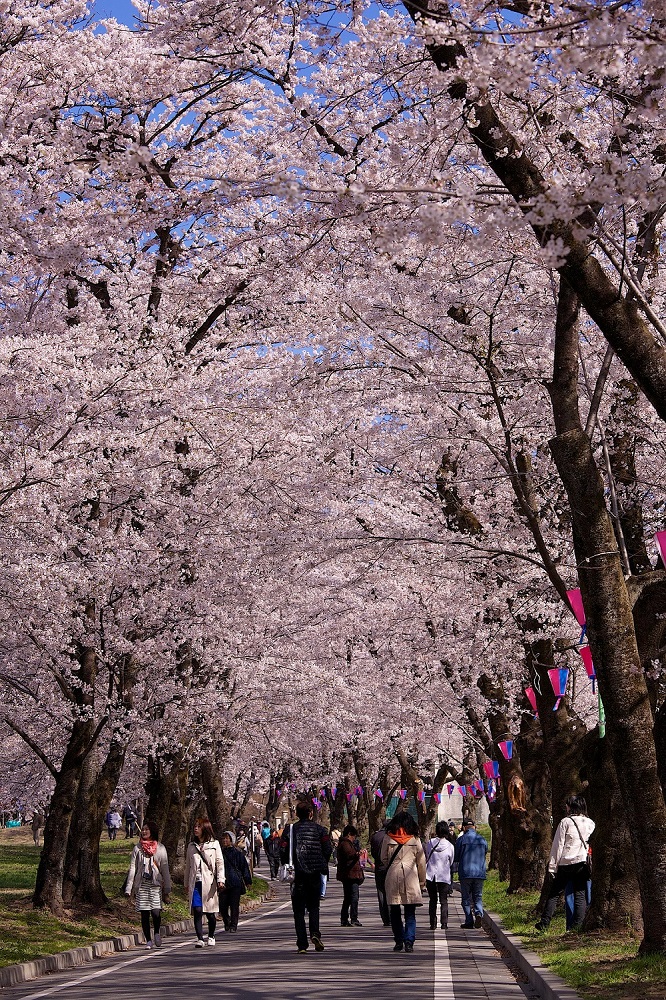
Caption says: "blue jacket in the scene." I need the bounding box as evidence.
[454,829,488,879]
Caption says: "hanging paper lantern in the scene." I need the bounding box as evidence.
[459,785,467,796]
[312,797,320,809]
[482,761,493,779]
[525,686,539,716]
[578,646,596,692]
[492,760,500,778]
[355,786,363,796]
[276,790,281,798]
[447,784,454,797]
[655,530,666,566]
[399,789,408,800]
[434,792,441,804]
[566,588,586,626]
[548,667,569,710]
[374,788,383,799]
[498,740,513,760]
[417,789,426,802]
[346,792,352,802]
[331,786,337,798]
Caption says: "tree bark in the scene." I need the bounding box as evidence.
[200,755,232,840]
[548,278,666,953]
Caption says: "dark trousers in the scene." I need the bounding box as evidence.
[267,852,280,878]
[390,903,417,945]
[375,877,390,925]
[460,877,485,924]
[542,862,589,929]
[192,907,217,940]
[340,879,360,923]
[426,879,450,928]
[140,909,161,941]
[218,887,242,930]
[291,874,322,950]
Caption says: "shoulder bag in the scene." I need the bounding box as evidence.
[278,824,296,884]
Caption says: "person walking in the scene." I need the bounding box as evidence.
[370,820,391,925]
[336,824,365,927]
[124,820,172,949]
[454,818,488,929]
[536,795,595,932]
[107,808,122,840]
[424,821,455,930]
[380,812,426,953]
[185,817,225,948]
[264,829,281,880]
[218,830,252,932]
[280,798,332,954]
[31,811,44,846]
[123,804,137,839]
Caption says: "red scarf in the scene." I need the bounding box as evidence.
[140,838,158,856]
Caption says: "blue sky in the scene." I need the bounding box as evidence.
[93,0,137,25]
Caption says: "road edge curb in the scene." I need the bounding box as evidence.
[482,908,583,1000]
[0,877,274,989]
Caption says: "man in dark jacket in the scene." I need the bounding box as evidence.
[370,821,390,925]
[280,799,332,953]
[454,818,488,929]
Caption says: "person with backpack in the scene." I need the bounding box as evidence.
[424,821,455,929]
[185,817,225,947]
[218,830,252,932]
[279,798,332,954]
[380,812,426,953]
[336,824,365,926]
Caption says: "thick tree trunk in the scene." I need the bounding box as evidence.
[33,717,96,913]
[479,674,551,891]
[580,731,643,933]
[548,278,666,953]
[62,753,107,908]
[200,756,231,840]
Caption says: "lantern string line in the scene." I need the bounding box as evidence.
[577,551,621,566]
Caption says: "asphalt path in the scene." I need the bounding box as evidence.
[2,876,531,1000]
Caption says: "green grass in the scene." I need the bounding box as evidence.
[484,870,666,1000]
[0,828,268,968]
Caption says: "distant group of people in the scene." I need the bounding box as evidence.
[106,804,138,840]
[121,794,595,952]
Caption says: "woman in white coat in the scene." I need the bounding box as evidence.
[185,817,225,947]
[380,812,427,953]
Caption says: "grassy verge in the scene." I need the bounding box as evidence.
[483,870,666,1000]
[0,828,267,968]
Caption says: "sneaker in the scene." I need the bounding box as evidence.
[154,933,162,948]
[351,920,362,927]
[474,914,483,928]
[195,938,206,948]
[340,920,351,927]
[393,942,404,952]
[145,941,153,950]
[460,922,474,929]
[207,937,216,947]
[311,933,324,952]
[534,922,547,932]
[404,942,414,953]
[297,947,308,954]
[430,924,437,931]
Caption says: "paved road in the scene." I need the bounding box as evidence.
[3,878,532,1000]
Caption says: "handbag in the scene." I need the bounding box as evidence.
[278,824,296,884]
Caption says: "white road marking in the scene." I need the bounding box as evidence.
[433,931,455,1000]
[15,900,292,1000]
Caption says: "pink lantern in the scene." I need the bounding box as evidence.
[417,789,426,802]
[566,588,586,626]
[447,784,454,797]
[525,686,538,715]
[578,646,596,692]
[498,740,513,760]
[655,531,666,567]
[434,792,441,803]
[459,785,467,796]
[482,761,494,779]
[548,667,569,710]
[374,788,383,799]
